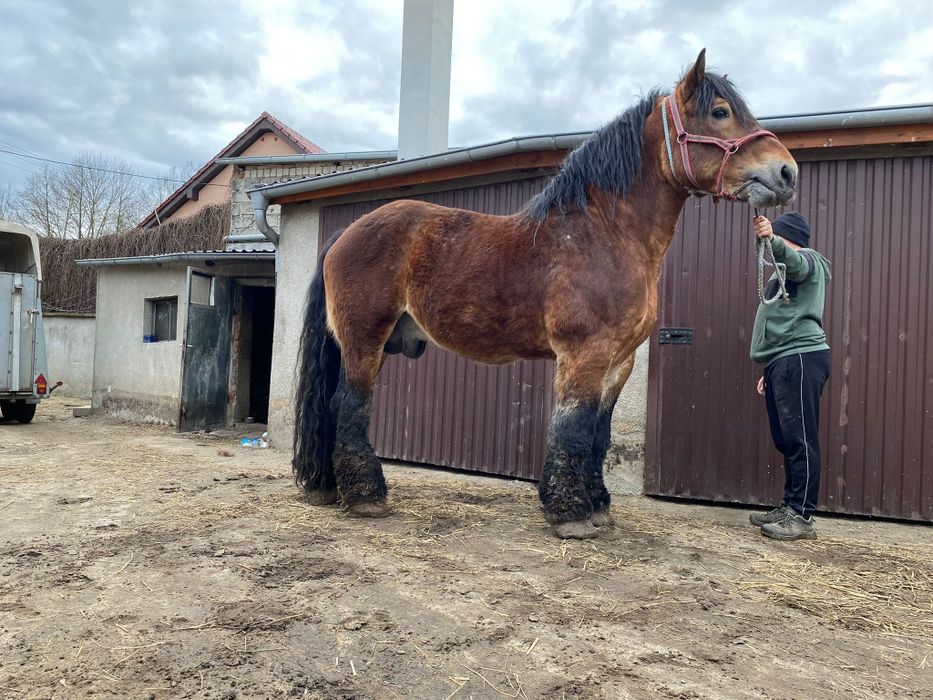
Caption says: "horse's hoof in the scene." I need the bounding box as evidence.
[303,489,338,506]
[553,520,599,539]
[590,509,615,527]
[348,501,391,518]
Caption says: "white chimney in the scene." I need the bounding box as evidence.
[397,0,453,159]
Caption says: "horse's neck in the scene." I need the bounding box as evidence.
[626,161,688,262]
[580,155,687,266]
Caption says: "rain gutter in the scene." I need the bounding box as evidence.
[759,103,933,133]
[248,132,589,203]
[76,252,274,267]
[215,151,398,165]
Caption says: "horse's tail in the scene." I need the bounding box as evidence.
[293,230,345,492]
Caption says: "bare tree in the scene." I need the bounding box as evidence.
[0,183,18,222]
[15,153,154,239]
[16,165,69,237]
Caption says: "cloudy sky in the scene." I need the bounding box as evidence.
[1,0,931,188]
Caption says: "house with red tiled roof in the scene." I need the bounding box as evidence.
[138,112,326,228]
[73,112,396,431]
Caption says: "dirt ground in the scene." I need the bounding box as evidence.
[1,399,930,700]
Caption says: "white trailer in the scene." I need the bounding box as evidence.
[1,220,56,423]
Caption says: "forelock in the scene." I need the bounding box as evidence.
[689,72,756,128]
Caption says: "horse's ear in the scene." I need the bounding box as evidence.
[679,48,706,98]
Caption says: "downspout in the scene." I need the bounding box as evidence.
[249,191,279,247]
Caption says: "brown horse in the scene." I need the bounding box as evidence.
[293,50,797,538]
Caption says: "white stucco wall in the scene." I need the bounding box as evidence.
[92,266,188,424]
[43,314,95,399]
[267,202,321,447]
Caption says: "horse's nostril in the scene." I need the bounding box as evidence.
[781,164,796,187]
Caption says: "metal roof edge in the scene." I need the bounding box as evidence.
[759,103,933,133]
[216,151,399,165]
[76,252,275,267]
[247,132,590,200]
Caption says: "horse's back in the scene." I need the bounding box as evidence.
[323,199,553,363]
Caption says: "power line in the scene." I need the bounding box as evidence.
[0,139,48,162]
[0,157,37,175]
[0,139,72,177]
[0,147,230,188]
[0,140,52,175]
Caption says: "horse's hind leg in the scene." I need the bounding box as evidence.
[330,344,391,516]
[586,353,636,527]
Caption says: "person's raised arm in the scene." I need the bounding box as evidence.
[753,216,813,282]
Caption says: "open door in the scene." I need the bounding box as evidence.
[179,269,232,431]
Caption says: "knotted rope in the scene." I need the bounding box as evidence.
[754,208,789,305]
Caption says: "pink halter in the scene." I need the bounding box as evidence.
[661,95,778,200]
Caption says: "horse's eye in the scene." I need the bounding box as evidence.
[712,108,730,120]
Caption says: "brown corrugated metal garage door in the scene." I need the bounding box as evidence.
[646,155,933,521]
[320,179,555,479]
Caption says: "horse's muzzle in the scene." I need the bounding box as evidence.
[743,161,798,207]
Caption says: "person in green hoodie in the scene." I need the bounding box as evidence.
[748,211,831,541]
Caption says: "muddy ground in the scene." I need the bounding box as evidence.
[1,398,930,699]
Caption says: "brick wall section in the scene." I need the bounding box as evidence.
[230,160,391,238]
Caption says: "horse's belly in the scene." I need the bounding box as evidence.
[407,302,552,365]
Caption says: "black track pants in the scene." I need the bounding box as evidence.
[764,350,831,518]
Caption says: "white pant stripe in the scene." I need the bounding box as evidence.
[798,353,810,515]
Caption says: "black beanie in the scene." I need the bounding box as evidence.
[772,211,810,248]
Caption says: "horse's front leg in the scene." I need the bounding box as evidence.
[539,399,600,538]
[538,353,609,539]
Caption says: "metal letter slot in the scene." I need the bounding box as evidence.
[659,327,694,345]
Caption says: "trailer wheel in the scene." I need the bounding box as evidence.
[12,402,36,423]
[0,400,14,420]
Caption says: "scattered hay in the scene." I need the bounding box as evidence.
[738,543,933,640]
[144,476,677,627]
[153,477,528,528]
[4,441,197,483]
[138,470,933,642]
[605,501,680,538]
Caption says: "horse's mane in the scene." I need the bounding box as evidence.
[525,72,754,220]
[525,90,663,221]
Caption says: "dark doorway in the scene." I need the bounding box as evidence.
[247,286,275,423]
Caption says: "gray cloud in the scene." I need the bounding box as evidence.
[449,0,933,146]
[1,0,931,189]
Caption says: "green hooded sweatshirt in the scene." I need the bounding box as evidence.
[750,236,832,366]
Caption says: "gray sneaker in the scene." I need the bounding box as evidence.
[761,511,817,541]
[749,504,790,527]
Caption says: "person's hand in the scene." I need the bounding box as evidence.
[753,215,773,240]
[757,376,765,396]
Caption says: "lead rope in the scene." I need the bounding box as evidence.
[755,208,790,305]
